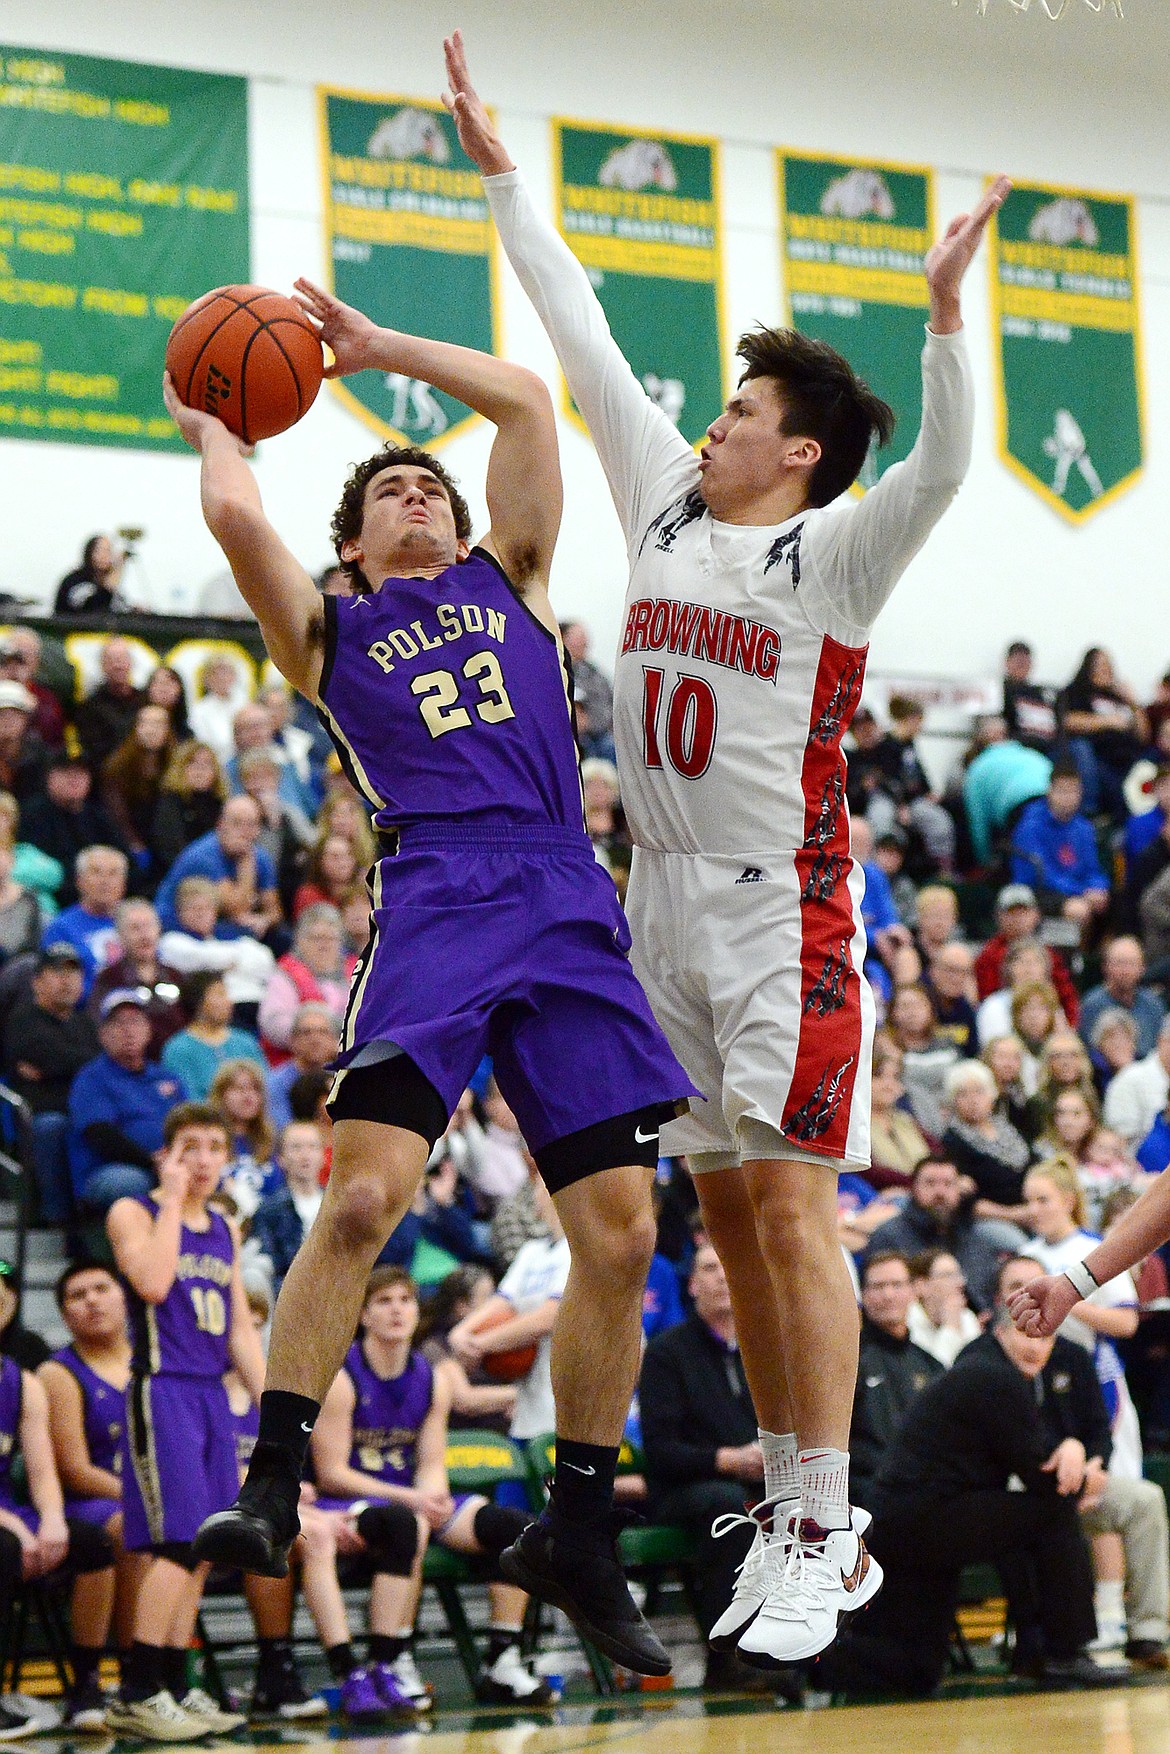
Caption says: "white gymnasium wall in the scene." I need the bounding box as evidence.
[0,0,1166,698]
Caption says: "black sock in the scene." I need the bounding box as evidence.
[252,1391,321,1481]
[257,1635,293,1677]
[549,1437,619,1527]
[161,1647,188,1699]
[368,1633,408,1665]
[486,1625,521,1664]
[122,1641,165,1703]
[326,1642,356,1680]
[70,1644,103,1690]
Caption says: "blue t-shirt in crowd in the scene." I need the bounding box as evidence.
[642,1254,685,1341]
[160,1028,268,1102]
[153,831,277,935]
[1137,1114,1170,1177]
[1125,805,1167,871]
[67,1055,187,1198]
[1011,800,1108,898]
[41,905,118,997]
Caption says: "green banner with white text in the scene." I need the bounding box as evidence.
[553,120,725,447]
[990,181,1143,522]
[320,88,499,449]
[0,45,248,452]
[778,152,935,487]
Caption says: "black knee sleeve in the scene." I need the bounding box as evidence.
[355,1502,420,1576]
[65,1519,115,1575]
[471,1503,530,1561]
[0,1525,21,1586]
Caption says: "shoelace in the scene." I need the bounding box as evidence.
[763,1530,851,1623]
[711,1497,795,1595]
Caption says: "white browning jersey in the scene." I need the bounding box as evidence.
[486,171,974,1169]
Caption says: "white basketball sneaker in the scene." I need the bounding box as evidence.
[708,1497,798,1649]
[737,1511,881,1665]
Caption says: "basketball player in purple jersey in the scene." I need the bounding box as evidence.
[313,1266,549,1707]
[39,1262,137,1731]
[105,1103,265,1741]
[169,284,694,1674]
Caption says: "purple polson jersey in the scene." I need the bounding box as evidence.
[344,1343,434,1489]
[124,1195,236,1377]
[317,550,585,833]
[53,1345,125,1481]
[0,1356,22,1519]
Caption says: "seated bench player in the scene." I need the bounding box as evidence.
[0,1334,115,1738]
[312,1267,551,1710]
[39,1262,140,1731]
[104,1101,266,1743]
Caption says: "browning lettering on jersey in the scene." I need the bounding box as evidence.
[804,937,851,1017]
[622,597,781,684]
[764,524,804,587]
[782,1056,855,1144]
[639,489,706,556]
[808,654,866,749]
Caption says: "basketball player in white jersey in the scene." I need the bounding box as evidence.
[444,32,1008,1663]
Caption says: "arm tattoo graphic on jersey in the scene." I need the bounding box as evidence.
[637,490,707,558]
[782,1056,856,1144]
[764,526,804,586]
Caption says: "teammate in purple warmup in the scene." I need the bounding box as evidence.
[105,1103,265,1741]
[172,275,694,1674]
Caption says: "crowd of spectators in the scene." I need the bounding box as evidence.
[0,603,1169,1717]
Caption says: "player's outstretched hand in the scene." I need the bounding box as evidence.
[925,175,1011,324]
[1007,1269,1081,1338]
[293,278,380,379]
[442,30,514,177]
[162,371,252,455]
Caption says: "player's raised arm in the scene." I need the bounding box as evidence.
[442,31,695,545]
[293,278,561,598]
[162,374,324,699]
[806,178,1010,632]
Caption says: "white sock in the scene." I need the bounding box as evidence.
[1094,1580,1125,1621]
[799,1446,851,1531]
[759,1429,800,1505]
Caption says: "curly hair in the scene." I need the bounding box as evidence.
[735,325,895,507]
[330,446,473,592]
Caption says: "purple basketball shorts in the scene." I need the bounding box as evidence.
[331,823,696,1152]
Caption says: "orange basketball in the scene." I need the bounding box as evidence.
[477,1304,539,1383]
[165,284,324,444]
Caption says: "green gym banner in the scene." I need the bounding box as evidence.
[778,152,935,488]
[553,119,725,447]
[989,180,1144,523]
[319,88,500,449]
[0,45,248,452]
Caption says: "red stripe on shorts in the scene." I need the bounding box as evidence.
[782,633,868,1158]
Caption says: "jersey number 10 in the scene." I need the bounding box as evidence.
[642,668,718,779]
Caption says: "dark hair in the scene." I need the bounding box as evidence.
[288,1070,332,1123]
[1006,640,1032,659]
[910,1154,958,1183]
[163,1101,231,1149]
[178,968,228,1019]
[1065,646,1110,696]
[416,1264,493,1342]
[330,447,473,591]
[735,326,895,507]
[1049,759,1081,785]
[362,1265,417,1311]
[81,534,105,576]
[55,1259,117,1308]
[860,1249,910,1285]
[908,1247,954,1280]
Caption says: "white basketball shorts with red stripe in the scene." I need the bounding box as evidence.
[625,844,875,1171]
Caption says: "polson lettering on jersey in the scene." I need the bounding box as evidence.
[366,600,507,674]
[621,597,781,684]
